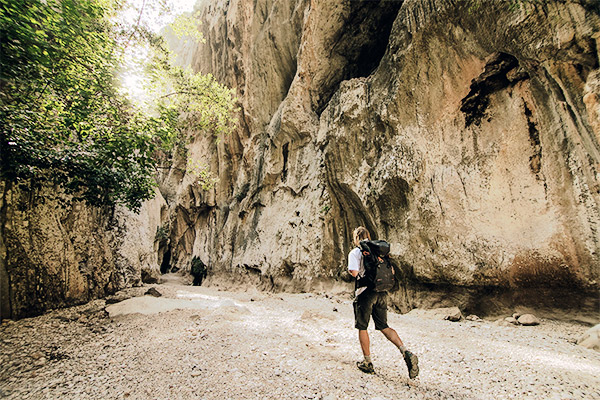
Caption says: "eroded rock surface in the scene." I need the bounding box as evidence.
[0,183,167,319]
[2,0,600,319]
[163,0,600,314]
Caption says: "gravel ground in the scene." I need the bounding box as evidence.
[1,278,599,400]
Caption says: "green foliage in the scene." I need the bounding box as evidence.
[143,20,240,164]
[186,159,219,190]
[170,11,204,43]
[155,225,169,242]
[0,0,236,211]
[144,39,238,144]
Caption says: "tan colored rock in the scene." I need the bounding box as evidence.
[144,288,162,298]
[0,184,167,319]
[494,318,513,327]
[577,324,600,351]
[145,0,600,320]
[3,0,600,320]
[444,307,463,322]
[409,306,463,322]
[518,314,541,326]
[167,0,600,312]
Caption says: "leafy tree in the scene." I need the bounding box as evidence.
[0,0,236,211]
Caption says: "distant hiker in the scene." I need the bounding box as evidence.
[348,226,419,378]
[191,257,207,286]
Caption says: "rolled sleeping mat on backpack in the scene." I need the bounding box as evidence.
[359,240,390,258]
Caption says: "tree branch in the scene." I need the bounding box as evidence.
[124,0,146,51]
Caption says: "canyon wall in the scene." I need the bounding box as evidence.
[167,0,600,315]
[0,181,167,319]
[2,0,599,319]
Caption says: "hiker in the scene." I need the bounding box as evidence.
[348,226,419,378]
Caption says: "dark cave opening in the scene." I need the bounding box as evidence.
[459,52,527,127]
[160,245,172,274]
[282,142,289,182]
[316,0,403,115]
[334,1,401,79]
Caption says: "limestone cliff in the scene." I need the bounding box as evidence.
[0,181,167,319]
[164,0,599,314]
[2,0,599,319]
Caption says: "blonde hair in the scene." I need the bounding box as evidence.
[353,226,371,247]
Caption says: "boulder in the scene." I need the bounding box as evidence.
[425,307,463,321]
[577,324,600,351]
[517,314,540,326]
[494,319,513,327]
[144,287,162,297]
[444,307,463,322]
[406,307,463,321]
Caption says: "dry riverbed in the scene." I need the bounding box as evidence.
[1,277,599,400]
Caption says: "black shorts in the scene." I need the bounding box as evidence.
[353,290,389,330]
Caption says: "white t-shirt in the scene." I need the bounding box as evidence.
[348,247,367,296]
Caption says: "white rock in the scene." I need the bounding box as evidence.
[577,324,600,351]
[443,307,463,322]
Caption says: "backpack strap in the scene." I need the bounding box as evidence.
[355,245,370,290]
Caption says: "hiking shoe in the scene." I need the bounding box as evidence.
[404,351,419,379]
[356,360,375,374]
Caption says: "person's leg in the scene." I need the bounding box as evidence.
[381,327,407,353]
[373,294,404,350]
[373,293,419,379]
[354,292,376,373]
[358,329,370,357]
[356,329,374,373]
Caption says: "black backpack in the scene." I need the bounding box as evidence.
[357,240,396,292]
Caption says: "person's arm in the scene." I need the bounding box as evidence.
[348,249,361,278]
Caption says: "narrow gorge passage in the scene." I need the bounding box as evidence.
[1,278,598,400]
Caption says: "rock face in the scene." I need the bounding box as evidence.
[2,0,600,319]
[171,0,600,313]
[0,181,167,319]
